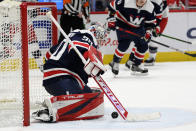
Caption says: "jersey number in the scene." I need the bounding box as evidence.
[50,41,68,60]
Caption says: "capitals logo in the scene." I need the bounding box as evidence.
[130,15,145,26]
[187,28,196,39]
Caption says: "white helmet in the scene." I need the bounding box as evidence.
[88,22,107,46]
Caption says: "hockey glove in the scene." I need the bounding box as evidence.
[106,17,116,31]
[144,30,152,42]
[84,59,105,77]
[84,46,107,77]
[152,26,161,37]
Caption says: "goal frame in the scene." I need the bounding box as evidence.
[19,2,58,126]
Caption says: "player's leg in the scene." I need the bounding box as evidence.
[32,75,95,122]
[130,38,148,74]
[125,47,135,69]
[32,88,104,122]
[109,30,132,75]
[44,76,92,96]
[58,14,72,44]
[109,48,124,75]
[144,17,168,66]
[144,42,157,66]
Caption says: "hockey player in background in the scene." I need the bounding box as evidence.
[144,0,169,66]
[107,0,157,75]
[32,23,107,122]
[125,0,168,67]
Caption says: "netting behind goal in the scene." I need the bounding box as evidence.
[0,0,57,127]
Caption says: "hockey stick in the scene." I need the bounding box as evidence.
[116,27,196,58]
[46,11,161,122]
[93,76,161,121]
[161,34,196,45]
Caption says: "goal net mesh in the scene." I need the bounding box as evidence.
[0,0,57,127]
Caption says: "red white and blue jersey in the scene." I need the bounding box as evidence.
[150,0,163,21]
[108,0,157,31]
[161,0,169,18]
[43,29,97,89]
[151,0,169,33]
[151,0,169,21]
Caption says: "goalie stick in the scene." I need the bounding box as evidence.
[46,11,161,122]
[116,26,196,58]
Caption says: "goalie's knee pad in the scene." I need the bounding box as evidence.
[42,88,104,122]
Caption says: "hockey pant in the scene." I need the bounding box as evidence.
[114,29,148,65]
[44,75,92,96]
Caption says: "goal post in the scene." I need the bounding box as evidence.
[0,0,57,127]
[20,2,58,126]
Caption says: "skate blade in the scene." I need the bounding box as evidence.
[131,71,148,76]
[125,65,131,70]
[144,63,155,66]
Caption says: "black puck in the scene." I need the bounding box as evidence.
[111,111,118,119]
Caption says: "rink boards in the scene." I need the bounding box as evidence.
[1,10,196,71]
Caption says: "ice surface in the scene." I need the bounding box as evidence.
[1,61,196,131]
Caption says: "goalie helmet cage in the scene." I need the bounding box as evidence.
[0,1,57,127]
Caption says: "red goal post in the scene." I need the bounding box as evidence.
[0,0,57,127]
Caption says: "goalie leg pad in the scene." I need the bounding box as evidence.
[56,89,104,121]
[35,88,104,122]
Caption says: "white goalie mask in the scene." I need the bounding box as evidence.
[88,22,107,47]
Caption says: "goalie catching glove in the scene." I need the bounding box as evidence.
[84,46,107,77]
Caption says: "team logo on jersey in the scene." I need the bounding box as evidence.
[130,15,145,25]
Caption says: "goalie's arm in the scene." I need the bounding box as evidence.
[83,46,106,77]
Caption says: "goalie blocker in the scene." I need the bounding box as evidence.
[32,88,104,122]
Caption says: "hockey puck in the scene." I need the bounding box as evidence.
[111,111,118,119]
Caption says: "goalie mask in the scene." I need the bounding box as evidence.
[88,22,107,48]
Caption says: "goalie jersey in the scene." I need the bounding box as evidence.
[108,0,157,33]
[43,30,98,89]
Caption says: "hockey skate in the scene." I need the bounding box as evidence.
[109,61,119,75]
[32,101,54,122]
[125,60,133,69]
[144,57,155,66]
[131,64,148,75]
[32,108,53,122]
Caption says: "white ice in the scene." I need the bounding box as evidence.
[1,61,196,131]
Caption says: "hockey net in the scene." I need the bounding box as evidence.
[0,0,57,127]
